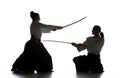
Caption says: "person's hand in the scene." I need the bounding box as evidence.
[71,42,77,47]
[57,26,63,29]
[52,26,63,31]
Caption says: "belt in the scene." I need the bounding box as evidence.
[31,36,41,43]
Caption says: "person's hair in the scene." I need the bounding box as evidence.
[30,11,39,20]
[100,32,104,37]
[94,25,104,37]
[94,25,101,32]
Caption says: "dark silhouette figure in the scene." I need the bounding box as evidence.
[11,11,63,73]
[72,25,104,73]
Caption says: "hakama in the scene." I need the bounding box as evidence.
[11,39,53,73]
[73,53,103,73]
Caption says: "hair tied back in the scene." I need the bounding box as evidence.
[30,11,34,15]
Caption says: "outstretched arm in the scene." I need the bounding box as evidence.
[71,42,86,52]
[40,23,63,33]
[52,26,63,31]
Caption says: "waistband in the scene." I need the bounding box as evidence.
[31,36,41,41]
[30,36,41,43]
[88,53,100,57]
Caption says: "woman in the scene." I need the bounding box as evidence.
[11,11,63,73]
[72,25,104,73]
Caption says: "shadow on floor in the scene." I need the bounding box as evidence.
[76,71,103,78]
[12,72,52,78]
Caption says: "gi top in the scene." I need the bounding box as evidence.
[30,22,56,40]
[83,36,104,55]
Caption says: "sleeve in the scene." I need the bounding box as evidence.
[40,23,57,33]
[76,39,87,52]
[77,44,86,52]
[41,28,51,33]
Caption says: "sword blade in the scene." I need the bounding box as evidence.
[43,40,71,44]
[63,16,87,28]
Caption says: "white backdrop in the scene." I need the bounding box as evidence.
[0,0,120,78]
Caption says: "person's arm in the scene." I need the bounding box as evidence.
[47,24,63,31]
[71,42,86,52]
[40,23,63,33]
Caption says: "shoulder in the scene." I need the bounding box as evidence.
[83,36,94,43]
[32,22,45,27]
[87,36,94,40]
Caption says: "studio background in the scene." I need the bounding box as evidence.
[0,0,120,78]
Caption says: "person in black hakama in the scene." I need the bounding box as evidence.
[11,11,63,73]
[72,25,104,73]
